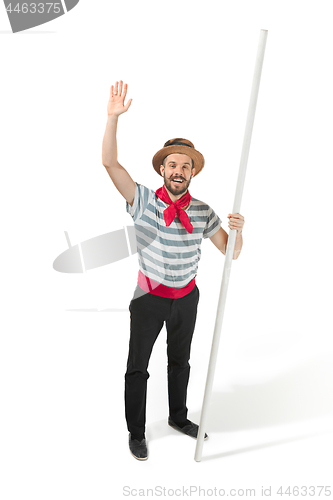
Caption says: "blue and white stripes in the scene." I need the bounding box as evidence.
[126,183,221,288]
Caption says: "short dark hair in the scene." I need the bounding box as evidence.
[162,155,194,169]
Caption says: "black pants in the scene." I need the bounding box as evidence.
[125,284,200,439]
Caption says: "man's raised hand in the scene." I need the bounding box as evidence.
[107,81,132,117]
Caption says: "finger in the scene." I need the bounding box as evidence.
[122,83,128,99]
[228,220,243,226]
[110,85,114,97]
[232,219,244,226]
[124,98,132,111]
[114,81,119,95]
[119,80,123,96]
[230,217,244,225]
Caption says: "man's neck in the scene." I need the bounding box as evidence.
[165,186,188,203]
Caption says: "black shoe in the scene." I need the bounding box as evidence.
[128,433,148,460]
[168,417,208,440]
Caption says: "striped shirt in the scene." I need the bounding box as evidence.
[126,182,221,289]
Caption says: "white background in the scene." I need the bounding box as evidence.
[1,1,333,499]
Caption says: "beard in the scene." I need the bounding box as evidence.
[163,172,192,197]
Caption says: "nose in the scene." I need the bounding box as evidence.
[173,166,183,177]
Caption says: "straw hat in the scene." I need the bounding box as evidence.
[152,138,205,177]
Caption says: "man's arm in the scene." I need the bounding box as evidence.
[102,81,136,206]
[209,213,244,259]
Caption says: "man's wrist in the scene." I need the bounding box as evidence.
[108,114,119,123]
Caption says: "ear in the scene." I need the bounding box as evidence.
[160,164,164,176]
[191,167,196,178]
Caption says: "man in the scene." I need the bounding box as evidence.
[102,81,245,461]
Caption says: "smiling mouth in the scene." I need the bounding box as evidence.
[172,178,185,184]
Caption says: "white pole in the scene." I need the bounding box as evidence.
[194,29,268,462]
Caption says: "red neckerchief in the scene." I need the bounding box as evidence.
[155,185,193,233]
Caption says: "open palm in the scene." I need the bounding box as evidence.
[107,80,132,117]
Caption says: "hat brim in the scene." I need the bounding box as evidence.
[152,145,204,177]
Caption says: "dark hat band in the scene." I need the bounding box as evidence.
[165,141,192,148]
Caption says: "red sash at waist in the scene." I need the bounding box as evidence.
[138,270,196,298]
